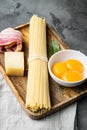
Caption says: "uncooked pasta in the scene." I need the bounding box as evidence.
[26,15,51,112]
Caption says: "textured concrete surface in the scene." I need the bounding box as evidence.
[0,0,87,129]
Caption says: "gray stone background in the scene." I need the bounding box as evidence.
[0,0,87,129]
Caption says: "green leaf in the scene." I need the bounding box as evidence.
[49,40,60,56]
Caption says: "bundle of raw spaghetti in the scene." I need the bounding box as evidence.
[26,15,51,112]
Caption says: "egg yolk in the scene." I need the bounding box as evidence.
[65,59,83,73]
[52,62,68,78]
[51,59,84,82]
[61,70,83,82]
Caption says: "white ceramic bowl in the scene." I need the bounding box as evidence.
[48,49,87,87]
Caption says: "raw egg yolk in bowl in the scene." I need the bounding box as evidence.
[52,59,84,82]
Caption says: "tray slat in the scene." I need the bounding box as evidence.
[0,23,87,119]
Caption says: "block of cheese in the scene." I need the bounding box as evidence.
[5,52,24,76]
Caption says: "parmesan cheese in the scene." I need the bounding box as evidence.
[5,52,24,76]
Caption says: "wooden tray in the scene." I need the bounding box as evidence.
[0,23,87,120]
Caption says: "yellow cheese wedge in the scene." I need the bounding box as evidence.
[5,52,24,76]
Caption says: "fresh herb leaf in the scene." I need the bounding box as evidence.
[49,40,60,56]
